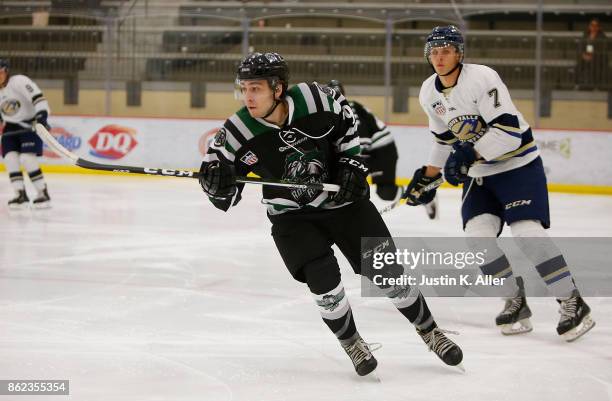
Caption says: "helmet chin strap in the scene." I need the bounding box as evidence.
[439,62,461,77]
[262,98,280,119]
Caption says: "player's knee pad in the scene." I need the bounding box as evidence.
[465,213,506,265]
[465,213,502,237]
[303,253,341,295]
[3,151,21,172]
[510,219,547,237]
[510,219,561,266]
[20,152,41,172]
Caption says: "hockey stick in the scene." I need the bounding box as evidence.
[34,123,340,192]
[377,177,445,215]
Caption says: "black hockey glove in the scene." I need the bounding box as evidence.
[198,160,237,199]
[444,142,477,186]
[403,166,442,206]
[34,110,50,129]
[332,156,370,204]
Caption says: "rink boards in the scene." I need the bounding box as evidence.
[1,115,611,193]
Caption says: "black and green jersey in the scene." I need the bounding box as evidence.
[203,82,361,214]
[350,100,394,153]
[349,100,398,186]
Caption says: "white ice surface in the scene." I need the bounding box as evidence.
[1,174,611,401]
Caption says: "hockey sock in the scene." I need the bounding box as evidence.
[22,153,47,194]
[511,220,577,298]
[4,152,25,192]
[27,169,46,193]
[312,283,358,345]
[466,214,519,296]
[304,255,358,345]
[478,253,520,297]
[387,286,435,333]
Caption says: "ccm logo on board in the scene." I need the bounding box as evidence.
[89,125,138,160]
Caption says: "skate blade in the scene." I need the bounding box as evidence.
[563,315,595,342]
[500,318,533,335]
[369,369,382,383]
[32,201,51,209]
[8,204,30,211]
[455,363,466,373]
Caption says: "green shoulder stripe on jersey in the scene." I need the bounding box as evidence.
[344,145,360,156]
[225,141,236,155]
[287,85,311,121]
[236,107,272,137]
[327,95,334,112]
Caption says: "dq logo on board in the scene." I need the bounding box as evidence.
[89,125,138,160]
[43,126,82,158]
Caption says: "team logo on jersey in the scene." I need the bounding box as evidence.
[240,150,259,166]
[431,100,446,116]
[213,127,227,147]
[279,129,298,144]
[284,150,327,205]
[1,99,21,116]
[88,125,138,160]
[43,126,82,159]
[448,115,487,143]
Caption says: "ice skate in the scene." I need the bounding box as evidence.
[8,189,29,210]
[496,276,533,335]
[417,326,464,369]
[32,187,51,209]
[557,290,595,342]
[424,194,439,220]
[341,335,380,376]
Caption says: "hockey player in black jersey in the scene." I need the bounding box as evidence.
[326,80,438,219]
[199,52,463,376]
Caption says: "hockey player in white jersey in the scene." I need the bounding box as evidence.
[403,26,594,341]
[0,58,51,209]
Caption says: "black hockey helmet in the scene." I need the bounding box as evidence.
[326,79,346,96]
[236,52,289,98]
[424,25,465,63]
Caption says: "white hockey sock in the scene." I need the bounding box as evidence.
[511,220,577,298]
[21,153,47,194]
[466,214,519,296]
[4,152,25,192]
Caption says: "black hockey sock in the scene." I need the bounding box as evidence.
[312,282,358,344]
[303,254,359,344]
[388,287,435,333]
